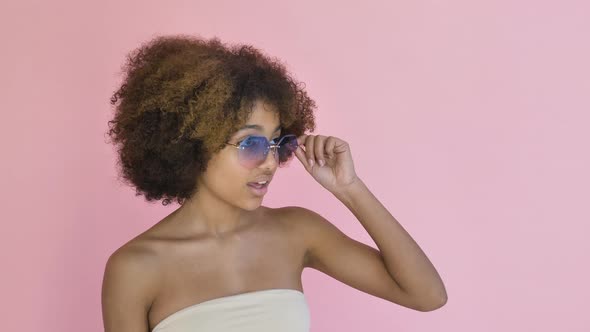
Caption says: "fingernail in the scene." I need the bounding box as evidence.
[308,159,314,166]
[318,160,325,166]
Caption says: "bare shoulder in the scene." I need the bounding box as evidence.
[272,205,338,235]
[103,238,161,296]
[105,239,161,275]
[270,205,344,267]
[266,205,326,234]
[272,205,320,222]
[101,239,161,331]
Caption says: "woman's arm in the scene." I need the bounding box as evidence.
[293,134,447,311]
[333,177,447,310]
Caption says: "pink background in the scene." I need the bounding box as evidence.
[2,0,589,331]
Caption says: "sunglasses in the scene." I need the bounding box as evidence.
[225,134,299,169]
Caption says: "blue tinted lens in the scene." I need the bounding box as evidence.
[277,135,298,166]
[238,136,269,168]
[237,134,298,168]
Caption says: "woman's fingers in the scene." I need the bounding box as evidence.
[296,134,331,168]
[304,135,316,166]
[324,136,336,161]
[314,135,326,166]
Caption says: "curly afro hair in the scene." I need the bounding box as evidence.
[106,34,317,206]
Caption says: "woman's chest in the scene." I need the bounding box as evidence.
[148,217,306,330]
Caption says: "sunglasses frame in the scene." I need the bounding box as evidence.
[225,134,299,168]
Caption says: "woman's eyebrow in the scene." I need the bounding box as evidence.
[238,124,282,132]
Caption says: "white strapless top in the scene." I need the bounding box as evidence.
[151,288,310,332]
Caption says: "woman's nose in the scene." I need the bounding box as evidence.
[260,147,279,168]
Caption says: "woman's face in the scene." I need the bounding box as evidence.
[197,99,283,211]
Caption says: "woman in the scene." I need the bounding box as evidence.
[101,34,447,332]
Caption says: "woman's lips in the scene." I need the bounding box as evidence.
[247,182,269,196]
